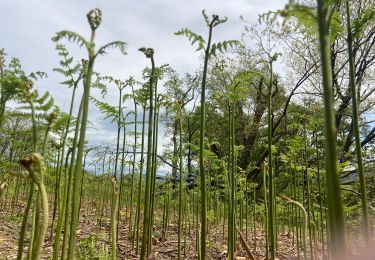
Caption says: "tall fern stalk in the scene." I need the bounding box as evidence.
[178,104,184,260]
[129,85,138,242]
[61,97,83,260]
[52,9,127,258]
[53,49,84,260]
[110,177,119,260]
[175,12,238,258]
[345,0,370,244]
[148,93,160,254]
[110,79,127,258]
[283,195,307,260]
[15,154,48,260]
[228,95,236,260]
[198,14,217,259]
[66,11,99,258]
[316,0,346,256]
[135,101,146,253]
[17,127,35,259]
[16,81,42,260]
[140,47,156,259]
[267,56,276,259]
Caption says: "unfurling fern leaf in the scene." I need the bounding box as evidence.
[175,28,206,51]
[87,8,102,30]
[55,44,69,57]
[59,79,75,86]
[210,40,241,58]
[96,41,127,57]
[37,96,55,112]
[36,91,50,104]
[29,71,47,80]
[260,1,317,33]
[54,64,81,78]
[53,43,84,89]
[60,57,74,67]
[91,76,108,97]
[52,31,88,48]
[90,96,118,122]
[202,10,210,27]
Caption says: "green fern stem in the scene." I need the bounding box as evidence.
[316,0,346,256]
[178,105,184,260]
[140,48,155,259]
[199,15,218,260]
[345,0,370,245]
[67,28,96,260]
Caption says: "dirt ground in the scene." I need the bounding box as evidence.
[0,203,328,260]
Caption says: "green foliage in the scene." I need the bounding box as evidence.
[52,31,88,48]
[209,40,241,58]
[16,89,56,118]
[52,111,76,134]
[90,96,118,122]
[352,4,375,38]
[3,213,23,223]
[35,91,54,112]
[0,48,6,67]
[174,28,205,51]
[279,1,317,29]
[0,56,44,113]
[76,233,109,260]
[53,44,84,87]
[330,10,344,41]
[207,209,215,222]
[91,74,108,97]
[1,70,25,102]
[96,41,127,57]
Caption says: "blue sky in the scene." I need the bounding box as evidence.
[0,0,288,174]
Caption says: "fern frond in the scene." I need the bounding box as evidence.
[53,63,82,79]
[330,10,343,41]
[55,44,69,57]
[53,68,69,76]
[38,97,55,111]
[52,30,88,48]
[91,78,108,97]
[353,5,375,38]
[52,112,71,132]
[8,111,32,118]
[123,93,134,100]
[202,10,210,27]
[125,76,136,86]
[96,41,127,57]
[100,75,115,83]
[60,79,75,86]
[138,47,154,58]
[90,96,118,122]
[36,92,50,104]
[213,16,227,27]
[29,71,47,80]
[279,2,317,30]
[175,28,205,51]
[210,40,241,57]
[59,56,74,67]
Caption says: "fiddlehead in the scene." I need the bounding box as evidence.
[87,8,102,31]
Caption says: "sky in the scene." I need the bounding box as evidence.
[0,0,288,174]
